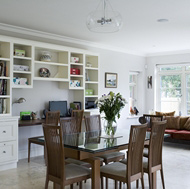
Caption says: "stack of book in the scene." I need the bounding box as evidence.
[0,98,7,114]
[0,61,8,95]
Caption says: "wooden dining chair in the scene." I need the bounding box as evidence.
[100,123,148,189]
[28,111,60,162]
[84,114,125,164]
[42,124,91,189]
[138,120,167,189]
[72,109,84,131]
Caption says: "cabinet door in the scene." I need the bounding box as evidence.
[0,121,17,142]
[0,141,17,163]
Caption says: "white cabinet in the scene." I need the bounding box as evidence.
[0,117,18,171]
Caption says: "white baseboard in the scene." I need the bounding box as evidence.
[19,146,44,160]
[0,162,17,171]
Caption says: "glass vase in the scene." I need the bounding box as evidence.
[104,120,117,137]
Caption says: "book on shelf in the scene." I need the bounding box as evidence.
[0,61,8,77]
[0,79,7,95]
[0,98,7,114]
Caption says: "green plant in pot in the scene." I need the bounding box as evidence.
[95,91,127,137]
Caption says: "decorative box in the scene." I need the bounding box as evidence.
[70,80,80,87]
[14,49,25,57]
[85,89,94,95]
[13,77,28,85]
[14,65,29,71]
[70,57,79,63]
[70,68,80,75]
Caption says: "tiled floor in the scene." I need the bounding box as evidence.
[0,142,190,189]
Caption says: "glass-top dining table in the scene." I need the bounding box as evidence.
[44,129,152,189]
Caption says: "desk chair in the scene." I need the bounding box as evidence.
[28,111,60,162]
[100,124,148,189]
[43,124,91,189]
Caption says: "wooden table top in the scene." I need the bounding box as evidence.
[19,119,45,127]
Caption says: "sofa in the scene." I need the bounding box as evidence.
[140,112,190,141]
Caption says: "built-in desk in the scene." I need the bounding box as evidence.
[19,119,45,127]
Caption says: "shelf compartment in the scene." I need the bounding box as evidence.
[13,73,32,86]
[70,64,84,75]
[85,55,98,68]
[0,98,10,115]
[0,42,10,59]
[14,43,32,58]
[0,79,10,96]
[85,83,98,96]
[0,61,10,77]
[35,47,68,64]
[70,52,83,64]
[34,63,68,80]
[13,59,32,72]
[85,69,98,82]
[35,61,68,67]
[70,77,83,88]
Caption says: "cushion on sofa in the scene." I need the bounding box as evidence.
[180,117,189,129]
[183,117,190,130]
[155,111,175,116]
[164,116,180,129]
[172,130,190,140]
[165,129,178,134]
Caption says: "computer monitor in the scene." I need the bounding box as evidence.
[49,101,67,117]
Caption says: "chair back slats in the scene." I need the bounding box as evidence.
[127,124,148,177]
[43,125,64,181]
[46,111,60,125]
[149,120,167,167]
[140,114,163,128]
[60,117,80,134]
[84,115,101,131]
[72,109,84,131]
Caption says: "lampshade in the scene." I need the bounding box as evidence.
[86,0,122,33]
[13,97,26,104]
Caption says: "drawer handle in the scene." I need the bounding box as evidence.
[3,151,6,153]
[3,131,6,133]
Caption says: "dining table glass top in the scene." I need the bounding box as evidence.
[39,128,150,153]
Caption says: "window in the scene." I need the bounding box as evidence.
[129,72,138,114]
[156,64,190,115]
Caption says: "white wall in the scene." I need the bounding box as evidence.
[2,33,146,159]
[146,53,190,113]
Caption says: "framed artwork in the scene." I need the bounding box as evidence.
[105,72,117,88]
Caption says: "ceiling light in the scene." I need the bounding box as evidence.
[157,19,169,23]
[86,0,122,33]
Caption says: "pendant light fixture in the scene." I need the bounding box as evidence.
[86,0,122,33]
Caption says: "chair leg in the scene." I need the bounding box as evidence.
[79,182,82,189]
[127,182,131,189]
[119,182,122,189]
[115,180,118,189]
[101,176,104,189]
[136,179,139,188]
[141,174,145,189]
[160,169,165,189]
[28,140,31,163]
[148,173,153,189]
[45,175,49,189]
[106,178,108,189]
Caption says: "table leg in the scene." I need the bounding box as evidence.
[86,157,101,189]
[53,183,60,189]
[153,171,157,189]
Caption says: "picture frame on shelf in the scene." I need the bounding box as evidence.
[73,101,81,110]
[105,72,117,88]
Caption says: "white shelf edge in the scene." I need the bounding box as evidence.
[0,95,10,98]
[70,63,83,66]
[34,77,69,82]
[0,76,10,79]
[70,75,83,78]
[85,81,98,84]
[85,95,98,98]
[85,67,98,70]
[35,61,68,66]
[84,108,99,112]
[12,85,32,88]
[69,87,84,90]
[13,71,32,74]
[0,58,10,61]
[70,62,83,64]
[13,56,32,60]
[0,113,11,116]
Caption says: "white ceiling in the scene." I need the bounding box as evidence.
[1,0,190,56]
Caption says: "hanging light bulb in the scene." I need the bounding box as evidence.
[86,0,123,33]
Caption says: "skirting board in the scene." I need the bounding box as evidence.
[19,146,44,160]
[0,162,17,171]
